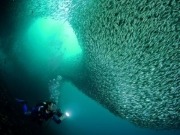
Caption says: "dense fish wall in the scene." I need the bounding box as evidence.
[67,0,180,129]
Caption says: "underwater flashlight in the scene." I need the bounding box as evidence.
[65,112,70,117]
[60,112,70,121]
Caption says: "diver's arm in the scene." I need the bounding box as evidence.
[59,113,68,121]
[52,115,61,124]
[52,113,67,124]
[52,110,68,124]
[56,110,67,120]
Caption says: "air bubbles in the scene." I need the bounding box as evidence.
[49,75,63,104]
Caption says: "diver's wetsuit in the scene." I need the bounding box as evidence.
[31,102,63,125]
[16,99,63,125]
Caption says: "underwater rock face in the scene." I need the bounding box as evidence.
[68,0,180,129]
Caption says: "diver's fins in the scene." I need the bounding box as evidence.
[15,98,27,104]
[15,98,29,113]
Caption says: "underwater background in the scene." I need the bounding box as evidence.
[0,0,180,135]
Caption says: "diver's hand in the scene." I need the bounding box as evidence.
[59,113,67,121]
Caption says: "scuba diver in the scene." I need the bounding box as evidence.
[16,99,69,125]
